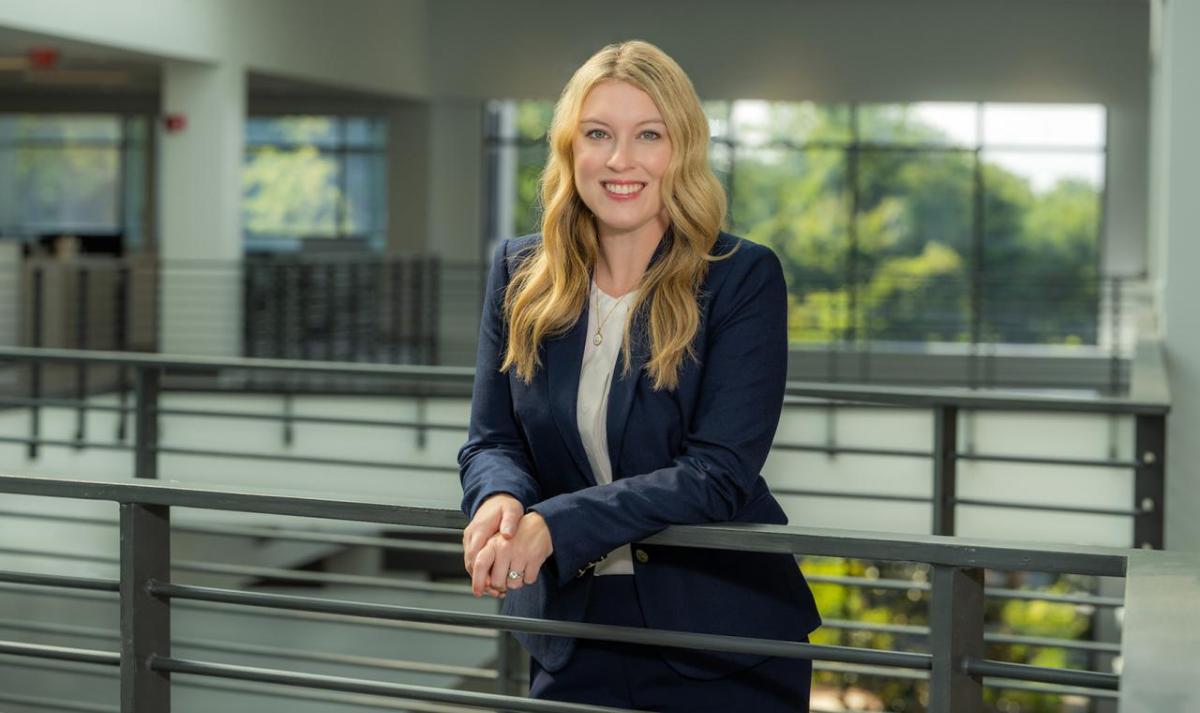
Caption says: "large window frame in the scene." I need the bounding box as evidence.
[484,100,1109,350]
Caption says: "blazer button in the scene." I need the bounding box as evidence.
[635,548,649,564]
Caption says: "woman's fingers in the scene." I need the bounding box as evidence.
[471,542,497,596]
[493,550,525,591]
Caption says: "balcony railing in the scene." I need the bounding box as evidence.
[0,343,1171,550]
[0,473,1195,712]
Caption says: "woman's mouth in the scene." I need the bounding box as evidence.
[602,181,646,200]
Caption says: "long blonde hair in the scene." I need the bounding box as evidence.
[500,40,734,391]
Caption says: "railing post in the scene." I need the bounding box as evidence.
[932,405,958,536]
[120,502,171,712]
[74,266,89,447]
[282,392,295,446]
[415,388,428,450]
[929,564,984,713]
[116,264,130,442]
[135,367,160,480]
[1134,413,1166,549]
[495,630,526,696]
[28,265,44,460]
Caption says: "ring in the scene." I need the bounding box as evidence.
[508,569,523,580]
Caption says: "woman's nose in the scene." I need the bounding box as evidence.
[605,138,634,170]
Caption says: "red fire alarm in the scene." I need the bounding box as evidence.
[27,47,60,70]
[163,113,187,133]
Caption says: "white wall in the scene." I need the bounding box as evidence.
[1152,0,1200,552]
[0,0,429,98]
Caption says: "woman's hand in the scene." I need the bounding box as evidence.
[470,512,554,598]
[463,493,525,596]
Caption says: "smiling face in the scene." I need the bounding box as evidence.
[572,79,673,241]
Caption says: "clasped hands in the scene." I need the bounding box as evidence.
[462,493,554,598]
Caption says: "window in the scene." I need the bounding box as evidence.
[244,116,388,253]
[0,114,147,251]
[484,100,1106,348]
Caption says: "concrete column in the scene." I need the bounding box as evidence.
[386,100,432,256]
[158,60,245,356]
[1151,0,1200,551]
[427,98,486,366]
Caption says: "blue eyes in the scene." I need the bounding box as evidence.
[584,128,662,141]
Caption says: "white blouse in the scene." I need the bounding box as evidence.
[576,278,637,576]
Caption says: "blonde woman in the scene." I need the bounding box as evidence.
[458,40,821,710]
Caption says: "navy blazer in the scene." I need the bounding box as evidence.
[457,231,822,680]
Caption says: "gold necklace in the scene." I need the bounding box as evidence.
[592,283,630,347]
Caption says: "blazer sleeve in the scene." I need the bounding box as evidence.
[457,238,542,521]
[528,245,789,587]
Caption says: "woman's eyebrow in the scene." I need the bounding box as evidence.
[580,118,666,127]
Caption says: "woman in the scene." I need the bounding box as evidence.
[458,40,821,711]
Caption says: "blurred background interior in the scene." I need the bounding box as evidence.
[0,1,1196,712]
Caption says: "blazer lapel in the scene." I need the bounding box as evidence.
[545,307,598,487]
[604,311,650,479]
[607,231,672,475]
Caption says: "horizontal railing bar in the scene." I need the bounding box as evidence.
[0,396,130,412]
[981,678,1120,700]
[151,581,929,669]
[769,443,932,459]
[172,560,467,593]
[952,498,1139,517]
[784,381,1168,414]
[964,658,1121,690]
[0,545,468,594]
[0,569,118,592]
[154,656,635,713]
[983,586,1124,608]
[174,522,463,554]
[0,655,488,713]
[807,575,1123,607]
[815,660,929,680]
[641,523,1130,576]
[0,692,115,713]
[819,618,1119,654]
[0,639,120,666]
[0,346,477,381]
[0,581,497,639]
[152,445,460,473]
[812,660,1120,699]
[0,346,1168,412]
[0,617,498,682]
[153,406,466,432]
[0,475,467,528]
[0,474,1131,575]
[0,435,133,452]
[0,508,463,538]
[985,632,1121,654]
[774,489,931,504]
[178,675,490,713]
[955,452,1142,469]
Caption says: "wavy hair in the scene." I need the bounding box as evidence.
[500,40,735,391]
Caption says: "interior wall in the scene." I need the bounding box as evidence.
[0,0,429,98]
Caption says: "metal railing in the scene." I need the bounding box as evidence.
[3,472,1195,713]
[0,343,1171,550]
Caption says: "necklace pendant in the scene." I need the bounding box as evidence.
[593,333,603,346]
